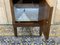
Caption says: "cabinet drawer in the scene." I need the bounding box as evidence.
[14,7,39,21]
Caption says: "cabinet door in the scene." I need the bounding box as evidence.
[0,0,8,24]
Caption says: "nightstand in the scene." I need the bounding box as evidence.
[10,0,53,40]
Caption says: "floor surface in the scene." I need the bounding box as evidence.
[0,24,60,45]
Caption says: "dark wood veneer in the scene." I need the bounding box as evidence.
[10,0,53,40]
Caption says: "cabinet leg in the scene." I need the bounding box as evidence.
[13,26,18,37]
[43,25,50,40]
[40,26,43,36]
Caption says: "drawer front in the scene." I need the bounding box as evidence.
[14,7,39,21]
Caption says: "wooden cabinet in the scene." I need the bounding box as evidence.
[10,0,53,40]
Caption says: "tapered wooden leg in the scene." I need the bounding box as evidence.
[40,26,43,36]
[43,25,50,40]
[13,26,18,37]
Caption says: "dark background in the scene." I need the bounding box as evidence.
[13,0,44,4]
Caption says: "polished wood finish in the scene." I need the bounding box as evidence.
[10,0,53,40]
